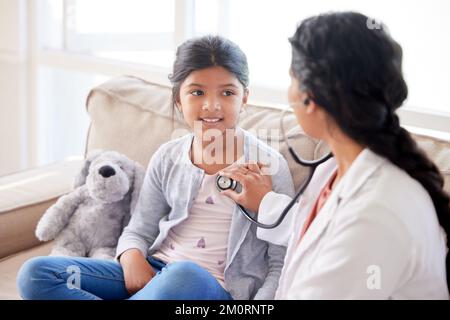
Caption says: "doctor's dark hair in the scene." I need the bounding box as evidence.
[290,11,450,288]
[168,35,249,111]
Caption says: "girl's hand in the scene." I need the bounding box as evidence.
[119,249,156,295]
[219,162,273,213]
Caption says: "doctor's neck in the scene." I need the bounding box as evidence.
[323,127,365,187]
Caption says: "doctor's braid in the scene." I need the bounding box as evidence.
[290,12,450,289]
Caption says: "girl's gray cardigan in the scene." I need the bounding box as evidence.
[116,129,295,299]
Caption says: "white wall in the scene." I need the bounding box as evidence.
[0,0,27,176]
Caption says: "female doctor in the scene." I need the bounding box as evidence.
[219,12,450,299]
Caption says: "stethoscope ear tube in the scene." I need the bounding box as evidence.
[280,107,333,166]
[288,147,333,167]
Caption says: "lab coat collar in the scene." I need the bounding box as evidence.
[334,148,387,201]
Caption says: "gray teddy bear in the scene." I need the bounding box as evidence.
[35,150,145,260]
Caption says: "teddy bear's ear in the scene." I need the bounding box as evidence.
[73,149,103,188]
[130,161,146,214]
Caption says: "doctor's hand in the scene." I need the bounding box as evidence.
[219,162,273,213]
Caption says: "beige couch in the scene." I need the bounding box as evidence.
[1,76,449,300]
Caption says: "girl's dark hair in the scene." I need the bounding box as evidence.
[290,11,450,288]
[168,35,249,110]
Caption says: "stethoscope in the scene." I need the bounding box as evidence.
[216,107,333,229]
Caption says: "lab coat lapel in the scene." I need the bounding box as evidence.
[295,187,340,258]
[285,159,338,263]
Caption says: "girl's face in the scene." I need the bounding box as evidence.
[177,66,248,135]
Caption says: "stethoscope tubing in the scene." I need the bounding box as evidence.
[238,149,332,229]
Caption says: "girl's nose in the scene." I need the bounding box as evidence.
[202,101,221,111]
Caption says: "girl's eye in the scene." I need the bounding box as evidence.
[190,90,204,96]
[222,90,235,96]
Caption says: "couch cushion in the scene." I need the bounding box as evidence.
[413,133,450,194]
[0,242,52,300]
[0,198,57,260]
[0,158,83,259]
[85,76,187,168]
[0,157,83,213]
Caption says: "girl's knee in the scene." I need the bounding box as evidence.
[16,256,56,299]
[165,261,206,279]
[134,261,224,299]
[162,261,210,293]
[167,261,203,272]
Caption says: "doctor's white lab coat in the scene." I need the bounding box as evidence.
[257,148,449,299]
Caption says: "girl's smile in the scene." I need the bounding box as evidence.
[199,117,223,127]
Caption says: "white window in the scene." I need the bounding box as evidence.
[32,0,450,165]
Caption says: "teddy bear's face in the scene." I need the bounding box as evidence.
[85,152,136,203]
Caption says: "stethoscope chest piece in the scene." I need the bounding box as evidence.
[216,175,242,193]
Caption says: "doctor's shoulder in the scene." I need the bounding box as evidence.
[361,160,438,226]
[338,160,438,227]
[335,158,446,257]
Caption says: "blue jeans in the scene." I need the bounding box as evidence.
[17,255,233,300]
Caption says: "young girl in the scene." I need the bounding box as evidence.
[17,35,295,300]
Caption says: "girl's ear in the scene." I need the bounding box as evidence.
[242,88,249,105]
[240,89,249,113]
[175,101,182,113]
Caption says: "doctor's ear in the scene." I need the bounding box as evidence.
[304,98,317,114]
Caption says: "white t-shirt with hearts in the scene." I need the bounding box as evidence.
[152,173,234,289]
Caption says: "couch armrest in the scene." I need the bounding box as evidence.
[0,157,83,259]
